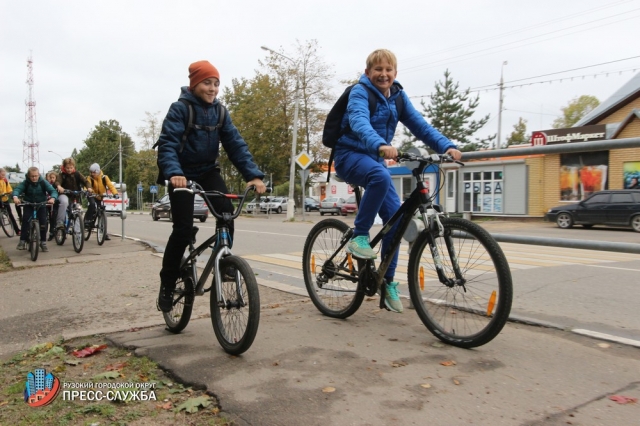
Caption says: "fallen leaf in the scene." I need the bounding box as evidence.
[597,343,610,348]
[174,396,211,413]
[440,360,457,367]
[453,379,461,385]
[322,387,336,393]
[391,361,408,368]
[72,344,108,358]
[106,362,127,371]
[64,359,80,366]
[0,401,9,407]
[431,342,445,348]
[273,361,280,366]
[92,371,121,380]
[128,327,141,332]
[157,401,172,410]
[420,384,432,389]
[609,395,638,404]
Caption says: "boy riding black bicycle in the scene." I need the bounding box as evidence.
[155,60,266,313]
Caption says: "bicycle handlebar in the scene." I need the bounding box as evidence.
[379,150,464,167]
[174,182,269,221]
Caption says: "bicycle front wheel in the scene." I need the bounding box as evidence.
[302,219,364,319]
[163,264,195,333]
[29,220,39,262]
[1,210,15,237]
[71,215,84,253]
[83,220,92,241]
[96,212,107,245]
[210,255,260,355]
[407,217,513,348]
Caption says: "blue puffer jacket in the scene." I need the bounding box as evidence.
[334,75,456,163]
[12,176,58,203]
[157,87,264,183]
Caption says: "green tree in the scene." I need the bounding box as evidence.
[3,163,21,172]
[505,117,529,147]
[403,70,493,151]
[552,95,600,128]
[75,120,135,180]
[137,111,162,150]
[124,149,157,203]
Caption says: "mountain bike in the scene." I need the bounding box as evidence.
[54,190,86,253]
[84,193,109,245]
[162,182,261,355]
[17,201,49,262]
[302,151,513,348]
[0,194,16,237]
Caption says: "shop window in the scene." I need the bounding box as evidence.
[463,170,503,213]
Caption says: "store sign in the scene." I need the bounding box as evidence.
[530,124,606,146]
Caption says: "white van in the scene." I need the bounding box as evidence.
[103,183,129,216]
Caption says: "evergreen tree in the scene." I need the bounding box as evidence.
[402,70,493,151]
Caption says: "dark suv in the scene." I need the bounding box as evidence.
[545,190,640,232]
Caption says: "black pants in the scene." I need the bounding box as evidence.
[20,205,48,242]
[160,168,234,289]
[48,201,59,235]
[86,197,102,223]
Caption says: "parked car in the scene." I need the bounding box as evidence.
[319,197,346,216]
[545,190,640,232]
[341,195,358,216]
[304,197,320,212]
[262,197,289,214]
[244,198,258,213]
[151,193,209,222]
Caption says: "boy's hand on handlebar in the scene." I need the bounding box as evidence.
[379,145,398,160]
[446,148,462,161]
[13,196,20,205]
[170,176,188,188]
[47,198,55,205]
[247,178,267,194]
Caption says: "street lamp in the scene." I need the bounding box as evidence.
[48,150,64,161]
[496,60,508,149]
[261,45,300,220]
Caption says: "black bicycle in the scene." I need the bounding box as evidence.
[54,190,85,253]
[162,182,261,355]
[0,193,16,237]
[17,200,49,262]
[302,152,513,348]
[84,193,109,245]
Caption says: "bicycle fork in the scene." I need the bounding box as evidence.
[420,211,466,289]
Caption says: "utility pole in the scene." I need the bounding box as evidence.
[496,61,508,150]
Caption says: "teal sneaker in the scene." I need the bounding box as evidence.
[385,281,403,313]
[346,235,377,259]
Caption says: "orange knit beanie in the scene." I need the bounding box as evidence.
[188,60,220,89]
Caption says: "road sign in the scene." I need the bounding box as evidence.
[295,151,312,169]
[150,185,158,194]
[137,183,143,192]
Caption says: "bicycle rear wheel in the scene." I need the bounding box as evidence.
[302,219,364,319]
[71,215,84,253]
[407,217,513,348]
[96,211,107,245]
[29,220,39,262]
[210,255,260,355]
[163,263,195,333]
[1,210,15,237]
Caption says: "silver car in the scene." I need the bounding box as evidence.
[319,197,345,216]
[262,197,289,214]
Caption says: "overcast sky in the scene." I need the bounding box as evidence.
[2,0,639,174]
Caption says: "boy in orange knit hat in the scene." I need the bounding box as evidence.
[155,60,267,312]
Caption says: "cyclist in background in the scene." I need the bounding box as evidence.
[0,168,20,236]
[86,163,117,241]
[12,167,57,251]
[45,171,59,241]
[55,157,91,229]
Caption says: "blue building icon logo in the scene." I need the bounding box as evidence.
[24,368,60,407]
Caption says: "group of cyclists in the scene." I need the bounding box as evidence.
[0,158,118,253]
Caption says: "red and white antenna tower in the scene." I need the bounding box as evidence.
[22,53,40,169]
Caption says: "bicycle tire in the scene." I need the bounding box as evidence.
[83,219,92,241]
[72,214,84,253]
[210,255,260,355]
[96,211,106,245]
[163,262,195,333]
[407,217,513,348]
[302,219,364,319]
[29,220,39,262]
[1,210,15,237]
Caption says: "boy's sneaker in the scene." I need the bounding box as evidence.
[346,235,377,259]
[384,281,403,313]
[16,240,26,250]
[157,287,174,313]
[40,242,49,252]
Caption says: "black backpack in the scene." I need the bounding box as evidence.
[322,83,404,182]
[153,98,227,184]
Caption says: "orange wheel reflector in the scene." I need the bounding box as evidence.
[487,290,497,316]
[311,254,315,273]
[347,253,353,272]
[419,266,424,290]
